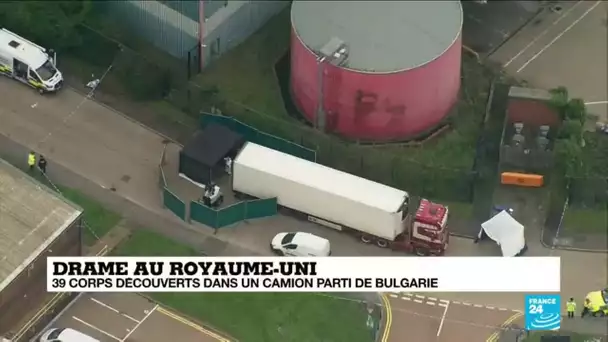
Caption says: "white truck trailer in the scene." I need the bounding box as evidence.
[232,142,449,254]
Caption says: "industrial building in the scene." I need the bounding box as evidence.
[0,159,82,338]
[290,1,463,141]
[103,0,287,67]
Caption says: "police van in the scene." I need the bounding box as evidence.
[0,28,63,93]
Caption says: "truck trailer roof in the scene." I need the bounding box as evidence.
[0,28,49,69]
[235,142,408,213]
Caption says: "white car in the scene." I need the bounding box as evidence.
[271,232,331,256]
[39,328,99,342]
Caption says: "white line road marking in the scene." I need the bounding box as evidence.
[463,302,471,306]
[414,299,423,304]
[486,306,495,310]
[415,295,426,299]
[389,294,398,298]
[517,0,602,73]
[427,297,437,301]
[120,304,158,342]
[90,297,140,323]
[504,1,584,67]
[474,304,483,308]
[402,297,411,301]
[72,316,121,341]
[39,63,114,145]
[586,101,608,105]
[427,302,436,306]
[436,301,450,337]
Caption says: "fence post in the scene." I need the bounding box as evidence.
[243,201,249,223]
[213,208,219,234]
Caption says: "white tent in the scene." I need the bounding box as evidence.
[479,210,526,257]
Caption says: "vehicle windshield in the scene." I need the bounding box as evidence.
[36,59,57,81]
[602,289,608,303]
[47,328,64,339]
[281,233,296,245]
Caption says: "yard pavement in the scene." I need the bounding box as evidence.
[386,292,522,342]
[462,0,542,55]
[490,0,608,121]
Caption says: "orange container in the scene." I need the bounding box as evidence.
[500,172,544,188]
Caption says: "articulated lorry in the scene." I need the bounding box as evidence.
[232,142,449,255]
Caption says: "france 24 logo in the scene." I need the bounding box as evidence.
[525,294,561,331]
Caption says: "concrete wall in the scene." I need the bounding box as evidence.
[0,220,81,336]
[102,0,200,59]
[201,1,288,67]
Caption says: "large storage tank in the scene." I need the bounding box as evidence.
[290,1,463,141]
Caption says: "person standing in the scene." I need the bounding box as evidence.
[27,151,36,172]
[566,298,576,318]
[38,155,47,174]
[581,298,590,318]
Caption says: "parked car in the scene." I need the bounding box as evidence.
[39,328,99,342]
[271,232,331,256]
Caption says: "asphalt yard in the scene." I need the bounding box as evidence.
[386,293,523,342]
[491,0,608,121]
[48,293,230,342]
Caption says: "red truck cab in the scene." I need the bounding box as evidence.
[393,199,449,255]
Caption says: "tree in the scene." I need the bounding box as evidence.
[0,1,92,50]
[549,86,588,176]
[554,138,583,176]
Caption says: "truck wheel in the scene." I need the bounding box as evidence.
[360,235,372,244]
[414,247,429,256]
[376,239,389,248]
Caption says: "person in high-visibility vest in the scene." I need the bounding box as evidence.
[566,298,576,318]
[27,151,36,172]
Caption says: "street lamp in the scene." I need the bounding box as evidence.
[315,37,349,132]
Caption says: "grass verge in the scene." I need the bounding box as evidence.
[562,207,608,235]
[57,186,121,245]
[114,229,373,342]
[523,331,604,342]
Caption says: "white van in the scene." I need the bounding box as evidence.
[271,232,331,256]
[0,28,63,93]
[39,328,99,342]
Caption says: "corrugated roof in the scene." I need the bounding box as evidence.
[0,159,82,292]
[291,1,463,73]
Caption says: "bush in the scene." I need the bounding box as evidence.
[115,52,172,101]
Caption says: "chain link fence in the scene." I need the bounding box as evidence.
[171,86,478,202]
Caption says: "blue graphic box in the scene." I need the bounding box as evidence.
[525,294,561,331]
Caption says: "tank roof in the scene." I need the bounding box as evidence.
[291,1,463,73]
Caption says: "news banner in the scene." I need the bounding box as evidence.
[47,257,560,293]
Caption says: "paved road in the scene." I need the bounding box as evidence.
[491,0,608,121]
[386,293,521,342]
[48,293,229,342]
